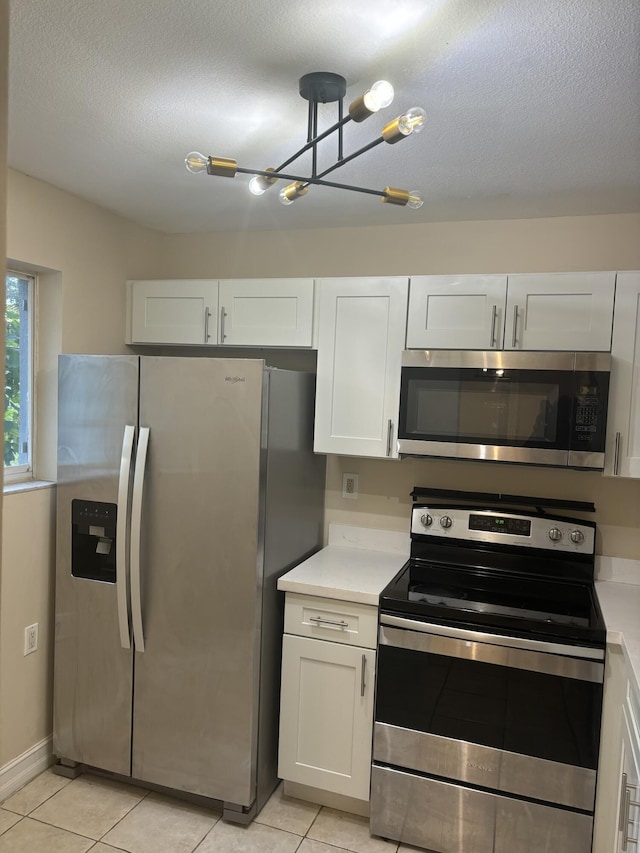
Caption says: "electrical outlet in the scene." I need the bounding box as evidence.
[24,623,39,656]
[342,473,359,500]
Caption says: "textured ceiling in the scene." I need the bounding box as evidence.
[8,0,640,234]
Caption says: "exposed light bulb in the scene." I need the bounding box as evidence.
[279,181,308,205]
[407,190,424,210]
[249,169,277,196]
[398,107,427,136]
[184,152,209,174]
[363,80,394,112]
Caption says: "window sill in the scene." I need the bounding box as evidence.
[3,479,56,496]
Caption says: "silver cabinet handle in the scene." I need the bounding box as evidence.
[490,304,498,347]
[220,306,227,342]
[386,419,393,457]
[511,305,519,347]
[614,431,622,476]
[621,773,629,832]
[309,615,349,629]
[361,654,367,697]
[116,425,135,650]
[130,426,150,653]
[204,307,211,342]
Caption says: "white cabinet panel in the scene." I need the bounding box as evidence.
[278,633,375,800]
[617,703,640,852]
[129,280,218,345]
[218,278,314,347]
[407,275,507,349]
[283,593,378,648]
[505,272,615,351]
[605,272,640,478]
[314,277,408,457]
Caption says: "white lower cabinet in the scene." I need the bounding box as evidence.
[313,277,408,458]
[278,594,377,802]
[605,271,640,478]
[617,700,640,852]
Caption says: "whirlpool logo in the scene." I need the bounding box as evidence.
[467,761,493,773]
[225,376,246,384]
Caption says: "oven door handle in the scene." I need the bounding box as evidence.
[379,617,604,683]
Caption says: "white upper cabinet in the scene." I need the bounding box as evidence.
[314,277,409,458]
[604,271,640,478]
[406,272,616,352]
[504,272,616,351]
[218,278,314,347]
[129,280,219,345]
[407,275,508,349]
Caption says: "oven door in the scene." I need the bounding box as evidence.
[371,616,604,852]
[397,351,575,466]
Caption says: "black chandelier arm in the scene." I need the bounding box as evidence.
[234,166,386,198]
[274,114,353,175]
[315,135,386,181]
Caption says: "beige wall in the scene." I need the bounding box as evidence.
[2,167,640,773]
[0,0,8,771]
[7,168,166,356]
[163,212,640,566]
[2,171,165,769]
[163,212,640,278]
[0,488,56,764]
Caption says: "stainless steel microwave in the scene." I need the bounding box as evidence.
[397,351,611,469]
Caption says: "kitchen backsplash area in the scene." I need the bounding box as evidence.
[324,454,640,566]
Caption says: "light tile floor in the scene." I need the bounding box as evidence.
[0,769,421,852]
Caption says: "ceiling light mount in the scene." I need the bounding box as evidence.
[185,72,426,210]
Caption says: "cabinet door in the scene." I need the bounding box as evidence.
[504,272,615,351]
[407,275,507,349]
[218,279,314,347]
[129,280,218,345]
[278,634,375,801]
[605,272,640,478]
[314,277,408,457]
[617,707,640,853]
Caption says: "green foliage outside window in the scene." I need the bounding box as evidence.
[4,275,28,467]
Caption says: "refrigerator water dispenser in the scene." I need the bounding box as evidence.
[71,499,117,582]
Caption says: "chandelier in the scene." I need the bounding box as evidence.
[185,72,426,209]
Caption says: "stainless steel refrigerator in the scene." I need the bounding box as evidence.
[53,354,325,822]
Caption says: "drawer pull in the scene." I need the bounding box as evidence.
[309,615,349,629]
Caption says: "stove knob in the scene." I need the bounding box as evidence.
[420,513,433,528]
[570,529,585,545]
[439,515,453,529]
[548,527,562,542]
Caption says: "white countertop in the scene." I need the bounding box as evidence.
[278,524,409,606]
[596,579,640,690]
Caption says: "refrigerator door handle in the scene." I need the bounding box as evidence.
[116,425,136,649]
[131,426,150,653]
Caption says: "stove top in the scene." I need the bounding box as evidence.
[379,499,606,648]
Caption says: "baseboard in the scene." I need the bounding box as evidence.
[282,780,369,817]
[0,735,54,802]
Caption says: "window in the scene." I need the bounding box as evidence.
[5,271,34,481]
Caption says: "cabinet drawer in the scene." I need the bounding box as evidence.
[284,593,378,649]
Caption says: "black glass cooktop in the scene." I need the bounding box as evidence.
[380,558,606,648]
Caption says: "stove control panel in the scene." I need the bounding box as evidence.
[412,506,595,554]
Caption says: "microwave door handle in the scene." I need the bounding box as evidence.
[116,425,135,650]
[130,426,150,653]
